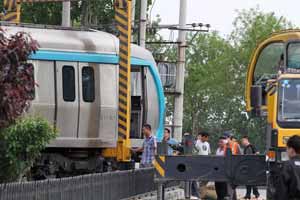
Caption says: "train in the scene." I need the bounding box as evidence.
[2,23,165,178]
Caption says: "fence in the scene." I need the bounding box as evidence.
[0,168,156,200]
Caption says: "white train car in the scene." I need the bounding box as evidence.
[3,24,165,177]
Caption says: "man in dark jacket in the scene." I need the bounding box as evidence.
[275,135,300,200]
[241,136,260,199]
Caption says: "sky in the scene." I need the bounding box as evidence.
[150,0,300,38]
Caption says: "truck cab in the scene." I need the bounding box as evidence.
[247,32,300,157]
[246,32,300,199]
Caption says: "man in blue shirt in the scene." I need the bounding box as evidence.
[132,124,157,168]
[163,128,179,155]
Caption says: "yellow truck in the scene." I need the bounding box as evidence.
[246,30,300,199]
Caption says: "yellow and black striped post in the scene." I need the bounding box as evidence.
[115,0,131,140]
[2,0,20,23]
[102,0,132,162]
[115,0,132,161]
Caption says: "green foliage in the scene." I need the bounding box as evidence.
[21,2,62,25]
[0,117,56,183]
[182,7,293,151]
[19,0,153,36]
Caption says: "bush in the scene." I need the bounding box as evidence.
[0,117,56,183]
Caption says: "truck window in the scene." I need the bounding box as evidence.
[62,65,75,102]
[287,42,300,69]
[278,79,300,125]
[254,42,284,84]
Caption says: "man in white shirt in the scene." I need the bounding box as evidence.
[195,131,211,155]
[194,131,211,199]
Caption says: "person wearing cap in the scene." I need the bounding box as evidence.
[223,131,241,156]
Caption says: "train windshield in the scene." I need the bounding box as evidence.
[278,79,300,125]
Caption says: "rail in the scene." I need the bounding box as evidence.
[0,168,156,200]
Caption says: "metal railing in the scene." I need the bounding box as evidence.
[0,168,156,200]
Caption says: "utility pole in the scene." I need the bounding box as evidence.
[139,0,147,47]
[62,0,71,27]
[173,0,187,141]
[131,0,136,41]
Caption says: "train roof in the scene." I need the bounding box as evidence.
[1,23,155,63]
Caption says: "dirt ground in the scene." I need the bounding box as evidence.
[201,185,266,200]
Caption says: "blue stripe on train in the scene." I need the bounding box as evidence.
[29,50,165,141]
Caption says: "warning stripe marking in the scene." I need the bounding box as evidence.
[119,118,127,128]
[119,66,128,74]
[159,156,165,163]
[119,102,127,111]
[119,53,128,62]
[118,127,127,135]
[153,156,165,177]
[118,107,127,117]
[118,111,127,120]
[3,12,17,21]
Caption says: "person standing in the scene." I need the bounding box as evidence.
[181,132,200,199]
[223,131,241,155]
[163,128,179,155]
[275,135,300,199]
[194,131,211,199]
[132,124,156,168]
[223,131,240,200]
[215,136,228,200]
[241,136,260,199]
[195,131,211,155]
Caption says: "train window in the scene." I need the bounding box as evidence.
[62,66,75,102]
[82,67,95,102]
[131,68,142,96]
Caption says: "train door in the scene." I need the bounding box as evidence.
[130,66,146,139]
[78,63,100,140]
[56,61,79,138]
[29,60,56,125]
